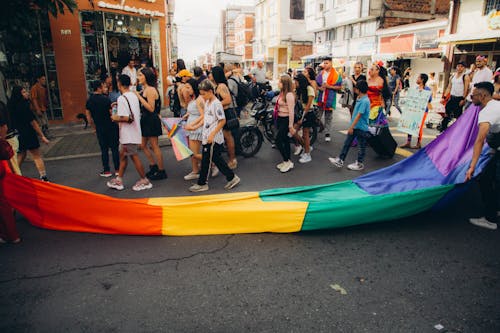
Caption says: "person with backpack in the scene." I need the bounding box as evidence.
[225,64,251,117]
[439,62,470,132]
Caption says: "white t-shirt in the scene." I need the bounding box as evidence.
[122,66,137,87]
[478,99,500,134]
[450,73,465,97]
[468,67,493,101]
[117,91,142,144]
[251,67,266,83]
[202,98,225,145]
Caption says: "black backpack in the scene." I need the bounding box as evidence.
[229,77,252,108]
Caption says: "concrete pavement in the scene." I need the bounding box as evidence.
[3,104,499,332]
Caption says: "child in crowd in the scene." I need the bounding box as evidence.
[329,80,371,171]
[188,79,240,192]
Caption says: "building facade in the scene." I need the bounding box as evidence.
[234,12,255,68]
[221,5,254,55]
[0,0,171,124]
[253,0,313,79]
[439,0,500,74]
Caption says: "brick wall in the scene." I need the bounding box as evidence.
[383,0,450,28]
[291,44,312,61]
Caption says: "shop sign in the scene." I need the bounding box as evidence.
[488,10,500,29]
[415,30,439,50]
[97,1,165,17]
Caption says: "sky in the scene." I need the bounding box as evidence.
[174,0,254,64]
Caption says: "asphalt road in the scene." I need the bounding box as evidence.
[1,109,499,332]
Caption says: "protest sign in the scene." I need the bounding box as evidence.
[397,88,432,136]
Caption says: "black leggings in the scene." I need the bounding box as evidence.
[276,116,291,161]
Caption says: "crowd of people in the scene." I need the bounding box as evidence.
[0,53,499,242]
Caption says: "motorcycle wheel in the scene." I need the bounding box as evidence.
[239,126,263,157]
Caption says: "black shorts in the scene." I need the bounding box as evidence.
[301,111,316,128]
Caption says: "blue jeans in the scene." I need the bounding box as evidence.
[339,129,369,163]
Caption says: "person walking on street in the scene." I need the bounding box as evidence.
[294,73,316,163]
[440,62,470,132]
[465,55,493,110]
[135,67,167,180]
[428,72,438,99]
[188,79,240,192]
[400,74,433,149]
[465,81,500,230]
[0,139,21,244]
[0,101,21,175]
[316,56,342,142]
[8,86,49,181]
[30,73,50,138]
[85,80,120,177]
[182,80,204,181]
[212,66,238,170]
[107,75,152,191]
[329,80,371,171]
[350,62,366,113]
[386,66,403,116]
[275,75,296,173]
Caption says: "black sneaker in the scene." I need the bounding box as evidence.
[40,176,49,182]
[146,165,159,178]
[149,169,167,180]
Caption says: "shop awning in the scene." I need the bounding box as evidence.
[301,53,330,61]
[438,31,500,44]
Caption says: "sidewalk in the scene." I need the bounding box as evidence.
[37,108,173,161]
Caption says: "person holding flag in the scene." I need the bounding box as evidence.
[316,56,342,142]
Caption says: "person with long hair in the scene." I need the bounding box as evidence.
[275,75,296,172]
[211,65,237,170]
[367,63,390,125]
[294,73,315,163]
[8,86,49,181]
[135,67,167,180]
[182,79,205,180]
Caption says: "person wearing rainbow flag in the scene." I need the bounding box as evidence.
[316,56,342,142]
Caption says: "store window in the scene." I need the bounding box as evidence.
[79,11,158,94]
[484,0,500,15]
[0,11,63,119]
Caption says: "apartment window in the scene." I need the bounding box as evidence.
[319,3,324,12]
[343,25,351,39]
[351,23,360,38]
[361,0,369,17]
[326,29,336,41]
[361,21,376,36]
[484,0,500,15]
[290,0,305,20]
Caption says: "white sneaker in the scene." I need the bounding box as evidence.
[276,161,286,169]
[328,157,344,168]
[189,183,209,192]
[279,160,294,173]
[107,177,124,190]
[132,179,153,191]
[325,134,331,142]
[299,153,312,163]
[211,166,219,178]
[184,172,199,181]
[469,217,498,230]
[224,175,241,190]
[347,161,364,171]
[293,145,303,156]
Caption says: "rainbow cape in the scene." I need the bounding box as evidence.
[0,105,491,236]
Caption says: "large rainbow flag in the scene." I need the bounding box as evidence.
[0,105,492,236]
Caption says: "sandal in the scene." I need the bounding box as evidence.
[400,143,411,148]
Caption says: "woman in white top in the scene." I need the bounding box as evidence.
[440,62,470,132]
[275,75,296,173]
[182,80,205,180]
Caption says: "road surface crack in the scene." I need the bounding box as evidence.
[0,235,234,284]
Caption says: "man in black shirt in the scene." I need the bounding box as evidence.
[85,81,120,177]
[0,101,21,175]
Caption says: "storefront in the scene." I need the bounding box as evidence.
[377,18,448,90]
[47,0,169,124]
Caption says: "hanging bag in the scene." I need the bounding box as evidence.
[122,95,135,124]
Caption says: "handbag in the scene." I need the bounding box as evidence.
[224,94,240,130]
[122,95,135,124]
